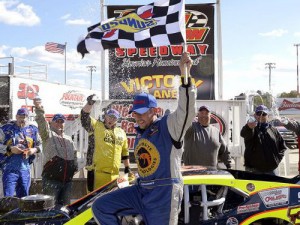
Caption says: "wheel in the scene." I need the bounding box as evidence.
[0,197,19,214]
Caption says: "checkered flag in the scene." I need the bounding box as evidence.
[77,0,186,58]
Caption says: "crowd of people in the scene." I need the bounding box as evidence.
[0,52,298,224]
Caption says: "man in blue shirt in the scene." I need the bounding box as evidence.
[92,53,197,225]
[0,108,41,197]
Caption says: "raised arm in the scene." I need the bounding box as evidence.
[33,98,50,141]
[167,53,197,142]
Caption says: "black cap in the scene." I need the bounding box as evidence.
[199,105,210,112]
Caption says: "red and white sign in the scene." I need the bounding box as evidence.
[276,98,300,115]
[259,187,289,208]
[9,76,101,121]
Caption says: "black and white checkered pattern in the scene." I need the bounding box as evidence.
[77,0,186,58]
[186,10,208,28]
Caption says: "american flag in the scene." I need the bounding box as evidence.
[45,42,65,54]
[77,0,185,58]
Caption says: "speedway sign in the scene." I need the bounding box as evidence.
[107,4,215,100]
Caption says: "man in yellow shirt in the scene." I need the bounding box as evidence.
[81,98,131,189]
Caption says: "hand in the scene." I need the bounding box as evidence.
[27,148,37,155]
[179,52,193,76]
[23,149,29,159]
[85,165,94,171]
[33,98,42,109]
[247,121,257,129]
[279,116,289,125]
[10,146,25,154]
[124,166,131,174]
[128,171,136,182]
[87,94,96,105]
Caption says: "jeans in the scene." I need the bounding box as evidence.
[42,177,72,207]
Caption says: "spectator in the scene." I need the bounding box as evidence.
[0,108,41,197]
[240,105,287,175]
[92,52,197,225]
[183,105,232,169]
[81,99,131,189]
[278,117,300,136]
[34,99,78,207]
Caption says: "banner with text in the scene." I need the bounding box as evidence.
[108,4,215,100]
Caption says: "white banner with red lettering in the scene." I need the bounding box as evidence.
[276,98,300,115]
[9,76,101,121]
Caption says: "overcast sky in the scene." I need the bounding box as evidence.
[0,0,300,99]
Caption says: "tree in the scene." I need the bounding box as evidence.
[278,90,298,98]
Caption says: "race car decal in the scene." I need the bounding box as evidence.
[134,138,160,177]
[237,203,260,214]
[226,217,239,225]
[258,187,289,208]
[246,183,255,192]
[287,205,300,224]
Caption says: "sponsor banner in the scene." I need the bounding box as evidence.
[276,98,300,115]
[259,187,289,208]
[9,77,101,121]
[237,203,260,214]
[107,4,215,100]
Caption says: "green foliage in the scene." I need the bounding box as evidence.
[278,90,298,98]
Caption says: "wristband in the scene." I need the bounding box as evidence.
[181,76,192,88]
[124,166,131,174]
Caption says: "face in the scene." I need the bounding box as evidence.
[16,115,28,128]
[104,114,118,129]
[51,119,65,134]
[197,110,211,126]
[254,111,268,123]
[132,108,156,129]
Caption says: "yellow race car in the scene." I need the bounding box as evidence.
[1,167,300,225]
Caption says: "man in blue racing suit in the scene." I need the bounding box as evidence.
[92,53,197,225]
[0,108,41,197]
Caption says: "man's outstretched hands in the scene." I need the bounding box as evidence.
[33,97,42,109]
[87,94,96,105]
[179,52,193,76]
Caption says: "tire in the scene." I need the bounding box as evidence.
[0,197,19,214]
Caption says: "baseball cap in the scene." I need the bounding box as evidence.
[17,108,29,116]
[52,114,66,122]
[106,109,120,119]
[129,92,157,114]
[255,105,269,114]
[199,105,210,112]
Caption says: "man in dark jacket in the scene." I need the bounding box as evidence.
[34,99,78,207]
[241,105,287,175]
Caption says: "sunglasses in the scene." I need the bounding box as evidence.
[256,112,267,116]
[55,120,65,124]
